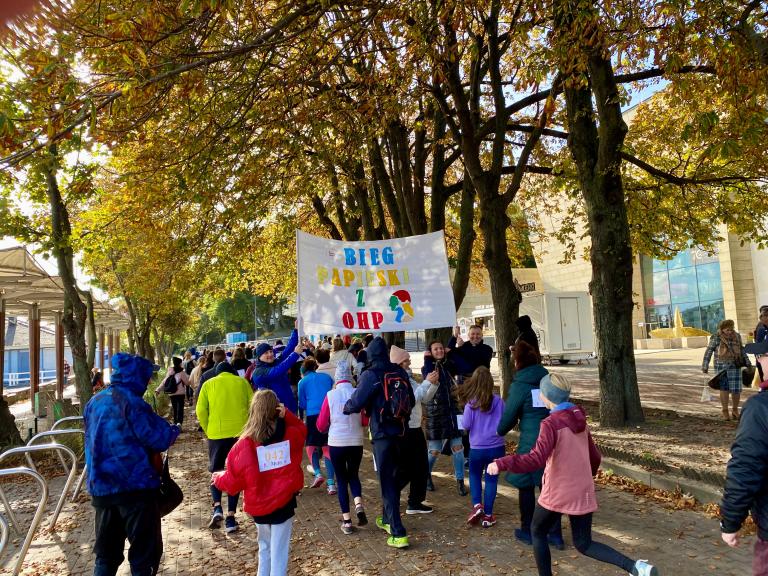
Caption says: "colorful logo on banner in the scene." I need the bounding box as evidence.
[390,290,414,323]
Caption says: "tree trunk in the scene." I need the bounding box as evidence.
[0,397,23,449]
[152,326,164,367]
[555,0,644,426]
[452,178,477,310]
[479,193,521,399]
[43,147,91,405]
[80,289,96,372]
[126,325,136,354]
[382,331,405,349]
[425,327,452,348]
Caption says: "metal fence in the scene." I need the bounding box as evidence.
[3,370,58,389]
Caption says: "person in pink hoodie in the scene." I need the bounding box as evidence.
[486,375,659,576]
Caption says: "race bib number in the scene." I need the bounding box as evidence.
[256,440,291,472]
[456,414,465,430]
[531,389,546,408]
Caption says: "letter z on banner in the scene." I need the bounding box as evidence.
[296,230,457,335]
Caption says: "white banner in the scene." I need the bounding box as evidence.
[297,230,457,335]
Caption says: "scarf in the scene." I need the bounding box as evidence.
[717,330,741,363]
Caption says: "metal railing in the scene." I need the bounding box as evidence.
[26,429,86,501]
[3,370,58,389]
[0,466,48,576]
[0,443,77,532]
[50,416,84,431]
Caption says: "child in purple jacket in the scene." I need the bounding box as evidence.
[458,367,505,527]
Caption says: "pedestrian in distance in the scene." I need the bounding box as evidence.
[344,337,415,549]
[702,319,751,421]
[231,346,251,377]
[84,353,180,576]
[457,366,505,528]
[212,390,306,576]
[720,385,768,576]
[497,340,564,548]
[91,370,105,394]
[297,357,336,494]
[317,361,369,534]
[390,345,435,515]
[155,356,189,429]
[510,315,541,361]
[197,362,254,533]
[487,374,658,576]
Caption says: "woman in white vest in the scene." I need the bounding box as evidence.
[316,361,367,535]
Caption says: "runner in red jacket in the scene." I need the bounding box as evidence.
[213,390,306,575]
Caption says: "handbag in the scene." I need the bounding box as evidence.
[707,369,727,390]
[741,366,756,389]
[156,452,184,517]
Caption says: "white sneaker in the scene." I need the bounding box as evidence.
[631,560,658,576]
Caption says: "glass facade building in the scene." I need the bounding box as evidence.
[640,247,725,335]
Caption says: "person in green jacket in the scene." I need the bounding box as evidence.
[196,362,254,534]
[496,340,564,549]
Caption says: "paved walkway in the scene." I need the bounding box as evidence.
[0,408,755,575]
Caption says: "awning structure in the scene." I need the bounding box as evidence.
[0,246,128,409]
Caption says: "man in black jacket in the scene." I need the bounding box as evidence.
[447,325,494,374]
[344,337,414,549]
[720,390,768,575]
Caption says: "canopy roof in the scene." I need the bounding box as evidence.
[0,247,128,328]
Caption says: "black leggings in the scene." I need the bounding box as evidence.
[532,505,635,576]
[329,445,363,514]
[170,395,185,426]
[519,486,562,539]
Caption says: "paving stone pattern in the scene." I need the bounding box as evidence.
[0,407,755,576]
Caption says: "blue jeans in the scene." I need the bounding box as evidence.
[255,516,294,576]
[309,447,335,486]
[469,446,505,514]
[428,437,465,481]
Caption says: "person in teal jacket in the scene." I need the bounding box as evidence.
[497,340,564,549]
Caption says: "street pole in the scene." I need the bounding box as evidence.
[253,295,258,340]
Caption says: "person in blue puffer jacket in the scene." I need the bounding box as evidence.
[251,328,304,414]
[84,352,180,576]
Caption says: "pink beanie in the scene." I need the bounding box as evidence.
[389,345,409,366]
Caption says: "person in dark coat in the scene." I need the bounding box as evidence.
[720,389,768,575]
[448,325,494,374]
[251,329,304,414]
[198,348,227,394]
[344,337,414,548]
[421,340,467,496]
[513,315,541,359]
[497,340,564,548]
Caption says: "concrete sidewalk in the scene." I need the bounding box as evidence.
[0,409,755,575]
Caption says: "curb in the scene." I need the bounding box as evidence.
[599,456,723,505]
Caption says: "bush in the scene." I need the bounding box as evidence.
[143,374,170,418]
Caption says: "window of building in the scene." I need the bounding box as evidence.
[640,248,724,334]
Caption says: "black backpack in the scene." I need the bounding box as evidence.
[380,371,412,423]
[162,373,177,394]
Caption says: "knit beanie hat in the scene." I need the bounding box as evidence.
[335,360,353,383]
[255,342,272,360]
[539,373,571,405]
[389,345,409,366]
